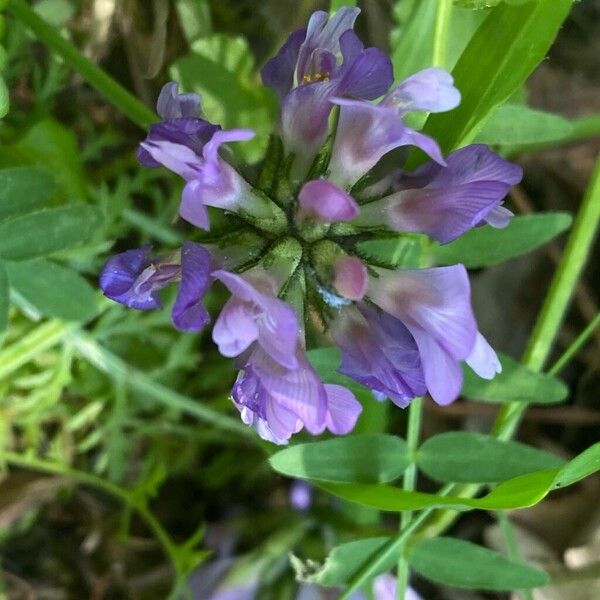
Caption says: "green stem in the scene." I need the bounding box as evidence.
[432,0,453,68]
[8,0,156,129]
[548,311,600,375]
[396,397,423,600]
[69,331,254,438]
[497,512,533,600]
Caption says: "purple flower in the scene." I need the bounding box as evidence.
[232,345,361,445]
[328,68,460,188]
[289,480,313,511]
[330,304,426,408]
[333,256,368,301]
[212,270,299,369]
[262,8,393,172]
[99,242,211,332]
[298,179,360,223]
[367,265,500,405]
[357,145,523,243]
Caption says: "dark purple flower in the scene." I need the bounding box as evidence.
[357,145,523,243]
[262,8,393,172]
[328,68,460,188]
[331,304,426,408]
[298,179,359,223]
[212,269,299,369]
[99,242,211,332]
[367,265,500,405]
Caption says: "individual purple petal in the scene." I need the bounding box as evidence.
[261,27,307,99]
[156,81,201,119]
[180,180,211,230]
[171,242,211,332]
[323,384,362,434]
[298,179,360,222]
[373,574,397,600]
[212,270,299,369]
[485,204,514,228]
[466,332,502,379]
[139,138,202,180]
[333,256,367,300]
[328,99,445,188]
[383,68,460,114]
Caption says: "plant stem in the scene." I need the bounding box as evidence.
[396,397,423,600]
[432,0,453,68]
[497,512,533,600]
[8,0,156,129]
[69,331,255,438]
[548,311,600,375]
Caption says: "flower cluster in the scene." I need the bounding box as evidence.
[100,7,522,444]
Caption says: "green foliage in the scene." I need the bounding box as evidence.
[408,537,548,590]
[0,167,56,218]
[416,432,564,483]
[433,213,572,267]
[171,34,276,163]
[462,352,569,404]
[269,434,410,484]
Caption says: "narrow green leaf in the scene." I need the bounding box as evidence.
[330,0,357,11]
[296,537,393,587]
[462,352,569,404]
[433,213,572,267]
[269,434,409,484]
[0,263,8,335]
[0,76,8,119]
[6,259,99,321]
[454,0,531,8]
[417,432,565,483]
[0,205,103,260]
[476,104,573,145]
[409,537,548,590]
[0,167,56,219]
[420,0,573,153]
[553,442,600,489]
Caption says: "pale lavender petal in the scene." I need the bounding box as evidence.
[180,180,210,230]
[139,139,201,180]
[201,129,255,182]
[323,384,362,434]
[298,180,359,222]
[261,27,307,99]
[256,297,300,370]
[290,481,313,511]
[466,332,502,379]
[212,299,259,357]
[156,81,201,119]
[383,68,460,114]
[171,242,211,332]
[485,204,513,228]
[333,256,367,300]
[213,269,267,304]
[373,574,397,600]
[369,265,477,361]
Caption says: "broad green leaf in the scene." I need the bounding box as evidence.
[269,434,409,484]
[6,259,99,321]
[294,537,394,586]
[0,167,56,219]
[419,0,573,154]
[409,537,548,590]
[417,432,565,483]
[0,205,103,261]
[476,104,573,145]
[433,213,572,267]
[553,443,600,489]
[175,0,211,43]
[454,0,531,8]
[34,0,76,25]
[356,236,425,269]
[0,76,8,119]
[0,263,8,335]
[171,34,276,163]
[462,352,569,404]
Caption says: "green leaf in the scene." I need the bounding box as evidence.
[433,213,572,267]
[0,263,8,336]
[409,537,548,590]
[6,259,99,321]
[553,442,600,489]
[419,0,573,154]
[170,34,276,163]
[0,75,8,119]
[356,236,426,269]
[454,0,531,8]
[0,205,103,261]
[294,537,394,586]
[330,0,357,11]
[476,104,573,145]
[269,434,409,484]
[0,167,56,219]
[417,432,565,483]
[462,352,569,404]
